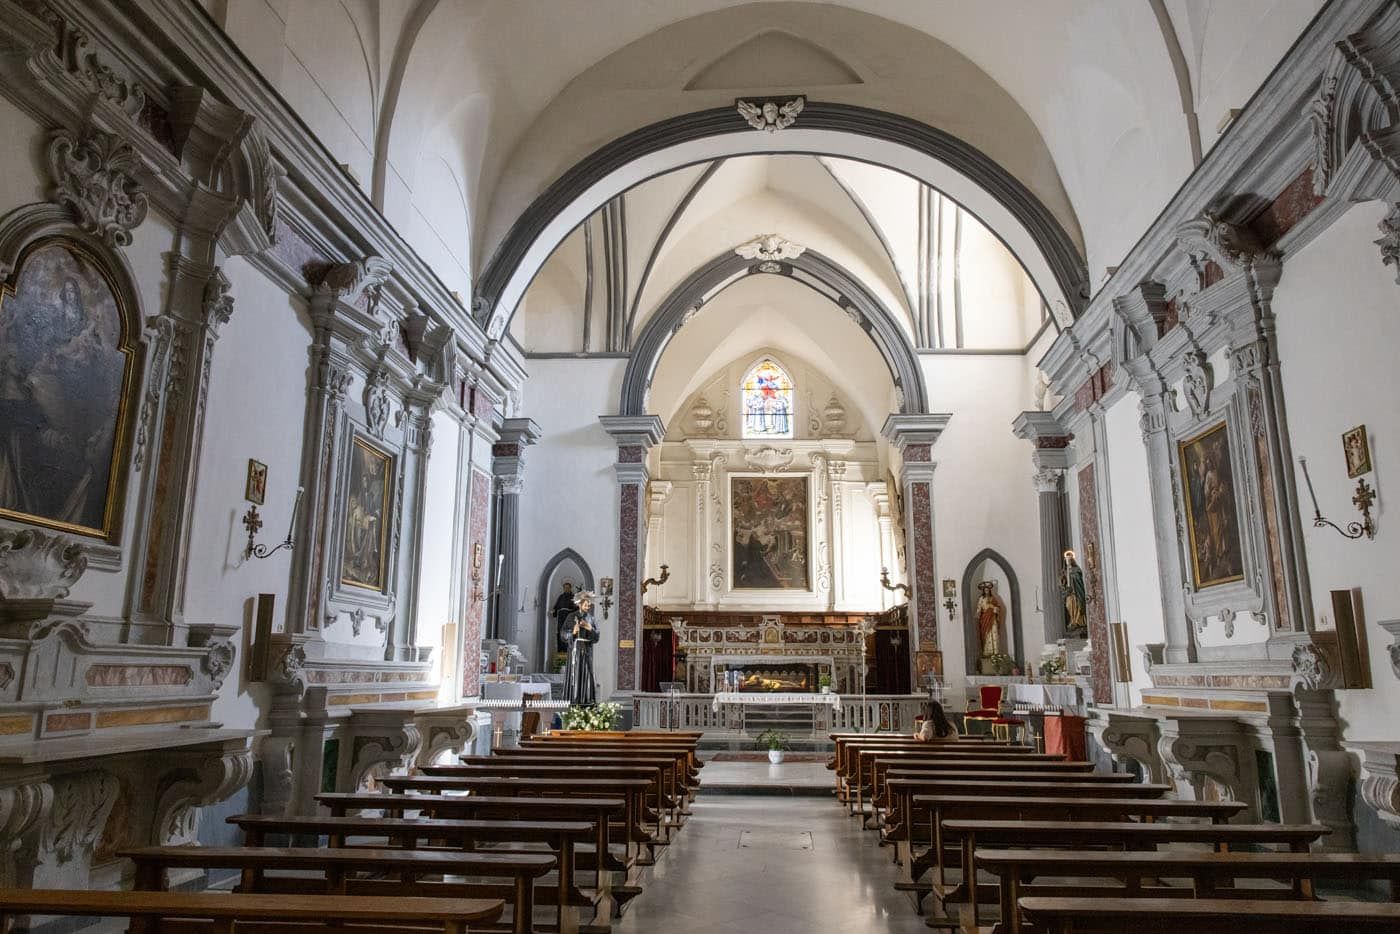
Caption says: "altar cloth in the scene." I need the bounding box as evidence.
[712,692,842,711]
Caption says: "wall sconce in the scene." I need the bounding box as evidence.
[941,578,958,622]
[599,577,615,620]
[880,566,912,601]
[642,564,671,594]
[1299,457,1377,540]
[243,487,303,560]
[470,542,485,604]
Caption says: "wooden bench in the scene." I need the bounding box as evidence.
[227,814,594,931]
[1018,896,1400,933]
[983,848,1400,933]
[122,846,553,934]
[0,888,503,934]
[521,738,703,774]
[436,762,682,834]
[380,775,656,862]
[901,795,1245,899]
[863,751,1095,815]
[834,742,1050,805]
[867,766,1131,821]
[497,746,700,798]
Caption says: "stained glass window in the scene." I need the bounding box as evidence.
[741,359,794,438]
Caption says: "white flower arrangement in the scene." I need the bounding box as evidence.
[561,701,622,731]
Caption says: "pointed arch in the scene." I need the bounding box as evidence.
[961,547,1024,675]
[534,547,595,667]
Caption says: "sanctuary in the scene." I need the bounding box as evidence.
[1,1,1400,932]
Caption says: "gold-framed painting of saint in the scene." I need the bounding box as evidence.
[1179,421,1246,589]
[730,475,810,589]
[0,238,138,540]
[340,436,393,591]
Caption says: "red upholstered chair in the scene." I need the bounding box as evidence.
[964,685,1003,733]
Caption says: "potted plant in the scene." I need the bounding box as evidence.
[758,728,789,764]
[818,673,833,694]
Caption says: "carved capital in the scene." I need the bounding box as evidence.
[316,255,393,306]
[46,130,148,248]
[202,268,234,332]
[349,726,421,790]
[0,528,87,600]
[1032,467,1063,494]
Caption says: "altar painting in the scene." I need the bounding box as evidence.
[340,436,392,591]
[1179,421,1245,589]
[0,240,136,539]
[731,475,809,589]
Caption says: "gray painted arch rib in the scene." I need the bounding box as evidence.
[474,102,1091,327]
[621,248,929,417]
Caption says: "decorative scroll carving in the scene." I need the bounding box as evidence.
[28,5,147,117]
[202,268,234,330]
[350,727,421,790]
[1379,621,1400,680]
[1160,735,1244,804]
[44,771,118,865]
[1182,349,1212,419]
[743,446,794,473]
[201,640,235,690]
[153,749,254,846]
[1175,209,1267,276]
[259,736,296,816]
[1352,742,1400,828]
[316,255,392,306]
[417,722,474,768]
[1096,718,1166,784]
[270,643,307,697]
[0,528,87,600]
[0,781,53,885]
[736,97,804,133]
[1291,641,1339,691]
[1378,204,1400,284]
[46,130,148,248]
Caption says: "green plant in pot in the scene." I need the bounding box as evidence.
[758,728,789,764]
[818,673,833,694]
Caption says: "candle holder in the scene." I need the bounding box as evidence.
[243,486,303,560]
[642,564,670,595]
[880,566,912,600]
[1299,457,1377,540]
[599,577,615,620]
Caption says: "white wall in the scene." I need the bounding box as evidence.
[515,359,627,695]
[1272,200,1400,739]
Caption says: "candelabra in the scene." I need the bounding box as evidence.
[243,487,303,560]
[642,563,670,594]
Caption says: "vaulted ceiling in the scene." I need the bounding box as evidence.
[207,0,1323,306]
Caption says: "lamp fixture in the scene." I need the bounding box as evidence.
[599,577,615,620]
[1300,457,1377,540]
[642,564,671,595]
[243,487,303,560]
[880,566,911,601]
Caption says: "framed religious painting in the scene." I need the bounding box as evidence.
[1342,425,1372,479]
[730,475,810,590]
[339,436,393,591]
[245,458,268,505]
[1178,421,1246,589]
[0,238,139,541]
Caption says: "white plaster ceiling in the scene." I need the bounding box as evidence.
[211,0,1323,306]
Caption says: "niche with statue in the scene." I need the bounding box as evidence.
[961,549,1023,676]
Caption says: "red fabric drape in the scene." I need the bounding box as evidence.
[872,630,911,693]
[640,629,676,693]
[1044,713,1087,759]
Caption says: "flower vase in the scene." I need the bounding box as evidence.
[768,749,784,764]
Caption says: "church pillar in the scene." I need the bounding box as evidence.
[882,414,951,688]
[599,416,666,694]
[491,418,541,652]
[1013,412,1073,642]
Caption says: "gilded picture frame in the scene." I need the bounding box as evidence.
[339,435,393,592]
[1179,421,1246,590]
[729,474,811,590]
[1342,425,1372,479]
[0,237,140,542]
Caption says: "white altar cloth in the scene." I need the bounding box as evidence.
[1007,682,1083,711]
[712,692,842,711]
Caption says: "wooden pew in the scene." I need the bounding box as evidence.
[504,745,701,796]
[1018,896,1400,933]
[864,759,1118,820]
[522,737,704,774]
[867,769,1134,825]
[863,750,1094,812]
[227,814,594,931]
[380,775,656,862]
[910,796,1246,915]
[123,846,553,934]
[834,741,1049,806]
[0,888,503,934]
[984,848,1400,934]
[422,764,679,839]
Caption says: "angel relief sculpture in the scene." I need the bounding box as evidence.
[736,97,805,133]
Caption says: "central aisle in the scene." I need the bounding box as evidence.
[614,793,930,934]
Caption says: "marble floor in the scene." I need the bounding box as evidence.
[614,794,932,934]
[694,758,833,790]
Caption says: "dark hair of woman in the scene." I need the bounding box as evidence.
[924,700,953,738]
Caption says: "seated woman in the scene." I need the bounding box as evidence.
[913,700,959,742]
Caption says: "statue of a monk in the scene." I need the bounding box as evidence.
[1061,550,1088,634]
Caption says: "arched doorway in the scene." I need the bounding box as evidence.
[535,548,594,671]
[961,548,1023,676]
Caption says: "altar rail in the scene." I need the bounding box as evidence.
[631,693,927,733]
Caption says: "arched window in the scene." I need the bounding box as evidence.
[741,358,794,439]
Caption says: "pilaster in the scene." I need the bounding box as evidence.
[1013,411,1073,642]
[491,418,542,651]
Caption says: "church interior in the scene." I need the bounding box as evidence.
[1,0,1399,931]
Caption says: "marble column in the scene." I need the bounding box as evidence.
[882,414,952,687]
[1013,412,1073,642]
[599,416,666,694]
[491,418,542,652]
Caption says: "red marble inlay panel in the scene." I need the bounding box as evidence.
[617,446,645,464]
[461,468,491,699]
[1161,298,1181,337]
[1073,363,1116,413]
[45,712,92,733]
[616,483,641,691]
[909,482,937,649]
[1252,168,1325,246]
[1035,436,1073,449]
[902,444,931,463]
[1202,260,1225,288]
[492,442,520,459]
[1077,464,1111,704]
[469,386,498,421]
[85,664,192,687]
